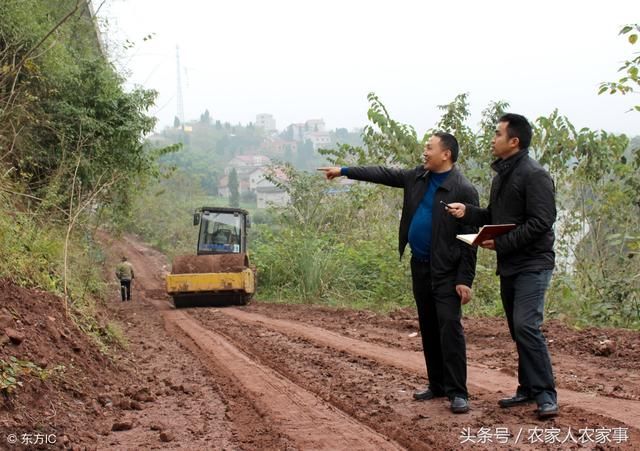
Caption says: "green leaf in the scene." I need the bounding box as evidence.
[620,25,633,35]
[629,34,638,44]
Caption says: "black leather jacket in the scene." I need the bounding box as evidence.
[345,165,479,288]
[463,150,556,277]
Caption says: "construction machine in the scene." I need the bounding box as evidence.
[166,207,256,308]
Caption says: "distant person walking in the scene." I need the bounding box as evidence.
[115,256,135,302]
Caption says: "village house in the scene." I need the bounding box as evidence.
[253,166,290,208]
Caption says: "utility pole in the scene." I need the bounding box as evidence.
[176,45,185,129]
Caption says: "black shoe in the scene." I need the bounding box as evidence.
[537,402,559,419]
[450,397,469,414]
[413,388,445,401]
[498,393,535,408]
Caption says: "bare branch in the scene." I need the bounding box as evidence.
[93,0,107,16]
[63,169,121,315]
[0,122,24,162]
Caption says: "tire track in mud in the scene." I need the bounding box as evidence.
[101,233,640,448]
[196,309,640,450]
[104,233,403,449]
[218,308,640,429]
[163,309,405,451]
[194,310,495,451]
[100,233,297,450]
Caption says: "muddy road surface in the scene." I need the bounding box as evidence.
[98,233,640,450]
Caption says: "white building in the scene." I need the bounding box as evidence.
[253,167,290,208]
[249,167,268,192]
[260,136,298,156]
[305,118,325,132]
[256,185,290,209]
[218,155,271,197]
[256,113,276,132]
[288,119,326,141]
[225,155,271,175]
[303,131,331,150]
[289,123,306,141]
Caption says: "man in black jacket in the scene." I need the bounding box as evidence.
[447,113,559,419]
[320,132,479,414]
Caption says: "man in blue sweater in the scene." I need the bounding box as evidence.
[319,132,479,413]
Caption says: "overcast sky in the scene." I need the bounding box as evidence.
[98,0,638,136]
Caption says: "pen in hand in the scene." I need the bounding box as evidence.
[440,200,452,209]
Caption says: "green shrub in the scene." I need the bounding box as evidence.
[0,356,64,396]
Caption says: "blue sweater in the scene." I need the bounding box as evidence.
[408,170,451,261]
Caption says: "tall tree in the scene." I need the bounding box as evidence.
[0,0,176,218]
[295,139,315,170]
[228,168,239,207]
[200,109,211,124]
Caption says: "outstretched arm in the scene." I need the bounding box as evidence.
[318,166,407,188]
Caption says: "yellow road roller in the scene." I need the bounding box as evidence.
[166,207,256,308]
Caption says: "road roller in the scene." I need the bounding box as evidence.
[166,207,256,308]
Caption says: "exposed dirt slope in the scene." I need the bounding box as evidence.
[0,279,125,449]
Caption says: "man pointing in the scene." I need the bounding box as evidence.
[319,132,479,413]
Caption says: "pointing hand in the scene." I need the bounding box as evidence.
[317,167,342,180]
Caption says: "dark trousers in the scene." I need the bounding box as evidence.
[500,270,556,405]
[120,280,131,301]
[410,257,467,400]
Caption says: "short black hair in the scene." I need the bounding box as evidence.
[433,131,459,162]
[499,113,532,150]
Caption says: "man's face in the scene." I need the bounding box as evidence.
[423,136,450,171]
[491,121,518,158]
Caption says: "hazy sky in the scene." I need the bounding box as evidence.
[98,0,638,136]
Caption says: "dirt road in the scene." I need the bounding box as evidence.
[98,233,640,450]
